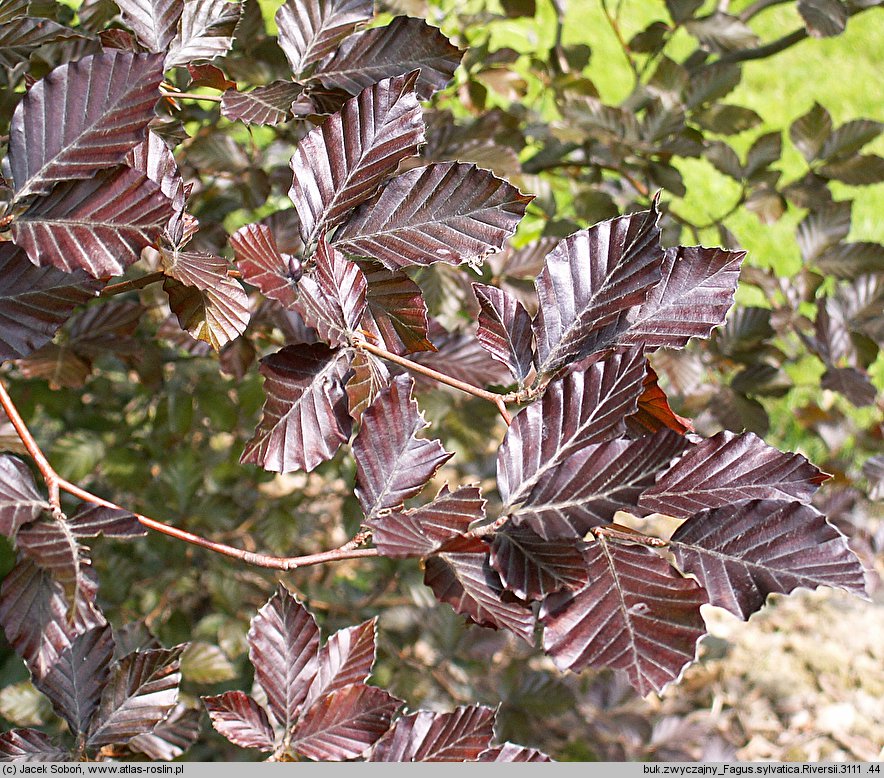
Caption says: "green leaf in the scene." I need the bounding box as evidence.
[181,642,237,684]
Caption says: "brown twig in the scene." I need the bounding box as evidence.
[600,0,640,83]
[101,268,243,297]
[0,377,377,571]
[160,89,223,103]
[355,339,512,425]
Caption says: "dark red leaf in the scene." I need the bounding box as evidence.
[0,17,81,69]
[0,728,68,762]
[128,702,201,760]
[472,283,535,384]
[334,162,531,269]
[369,704,496,762]
[497,348,646,510]
[821,366,877,407]
[125,130,187,242]
[33,624,114,735]
[370,484,484,558]
[424,536,535,642]
[0,455,48,538]
[305,618,377,706]
[0,559,105,680]
[290,683,402,761]
[626,360,694,435]
[639,430,827,518]
[188,62,236,90]
[353,375,453,518]
[478,743,553,762]
[11,166,172,279]
[512,430,689,540]
[345,350,390,423]
[114,0,181,52]
[164,0,242,69]
[87,645,184,747]
[68,504,147,539]
[533,203,664,373]
[541,537,708,695]
[670,499,867,619]
[230,222,300,309]
[248,584,320,731]
[221,81,303,125]
[9,51,164,199]
[15,515,88,603]
[315,16,463,100]
[163,276,250,352]
[203,691,276,752]
[361,263,434,355]
[294,236,367,346]
[490,523,588,600]
[241,344,353,473]
[275,0,372,77]
[0,242,102,363]
[618,245,744,349]
[289,72,425,248]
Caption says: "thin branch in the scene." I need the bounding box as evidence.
[600,0,640,83]
[593,523,668,547]
[355,339,512,425]
[0,376,377,571]
[100,271,165,297]
[161,89,223,103]
[715,27,808,65]
[739,0,791,22]
[0,379,61,510]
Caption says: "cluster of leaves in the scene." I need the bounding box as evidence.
[0,0,879,763]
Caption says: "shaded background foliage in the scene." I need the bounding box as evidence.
[0,0,881,762]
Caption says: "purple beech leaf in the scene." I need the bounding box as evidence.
[369,484,485,558]
[68,504,146,539]
[0,729,68,762]
[670,499,867,619]
[0,0,30,25]
[821,366,877,407]
[14,344,92,390]
[424,536,536,642]
[15,516,88,603]
[164,0,242,69]
[618,245,745,348]
[241,344,353,473]
[352,375,453,518]
[490,523,588,600]
[541,537,708,696]
[163,277,250,351]
[187,62,236,90]
[221,80,304,125]
[59,300,144,359]
[0,18,81,69]
[479,743,553,762]
[533,203,664,374]
[203,691,276,752]
[305,618,377,706]
[0,243,102,363]
[230,222,300,309]
[114,0,182,52]
[334,162,531,269]
[798,0,847,37]
[294,236,367,347]
[361,262,434,355]
[345,350,390,423]
[32,624,114,735]
[125,130,187,242]
[248,584,320,731]
[512,430,690,540]
[290,683,403,761]
[0,560,105,681]
[0,455,49,538]
[87,645,184,747]
[289,72,425,247]
[161,249,251,350]
[9,51,164,199]
[472,283,535,384]
[11,166,172,279]
[409,321,511,388]
[275,0,372,77]
[369,704,496,762]
[626,360,694,435]
[128,702,201,760]
[314,16,463,100]
[497,348,646,509]
[639,430,827,518]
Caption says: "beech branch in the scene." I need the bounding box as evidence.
[354,339,512,425]
[0,377,378,571]
[160,89,223,103]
